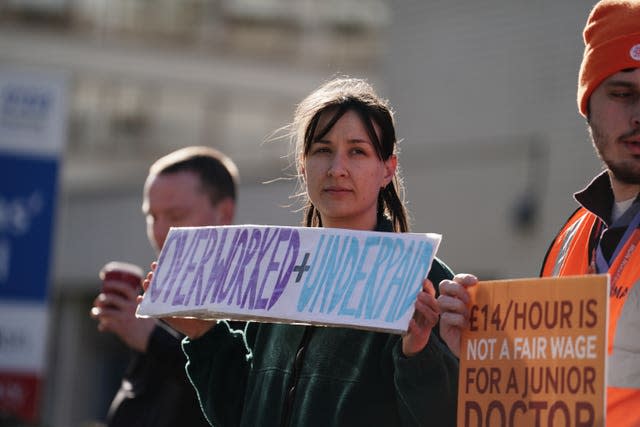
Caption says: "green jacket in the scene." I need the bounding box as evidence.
[183,221,458,427]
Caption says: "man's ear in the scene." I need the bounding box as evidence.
[216,197,236,225]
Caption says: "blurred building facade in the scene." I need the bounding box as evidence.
[383,0,598,279]
[0,1,600,426]
[1,1,388,425]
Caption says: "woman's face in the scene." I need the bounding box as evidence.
[302,109,397,230]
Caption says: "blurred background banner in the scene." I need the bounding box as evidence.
[0,67,67,423]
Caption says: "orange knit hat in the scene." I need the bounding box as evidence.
[578,0,640,116]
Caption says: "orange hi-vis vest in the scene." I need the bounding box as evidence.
[542,207,640,427]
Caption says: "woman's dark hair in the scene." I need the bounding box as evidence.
[293,77,408,232]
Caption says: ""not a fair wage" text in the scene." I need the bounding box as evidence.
[467,335,598,361]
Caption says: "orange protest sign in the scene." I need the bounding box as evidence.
[458,275,608,427]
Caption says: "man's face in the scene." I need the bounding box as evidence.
[142,170,224,253]
[589,68,640,186]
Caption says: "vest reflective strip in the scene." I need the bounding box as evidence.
[550,214,589,276]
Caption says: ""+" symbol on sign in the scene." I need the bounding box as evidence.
[293,252,311,283]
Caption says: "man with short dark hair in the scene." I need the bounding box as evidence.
[91,146,238,427]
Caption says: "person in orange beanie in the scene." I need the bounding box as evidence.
[438,1,640,426]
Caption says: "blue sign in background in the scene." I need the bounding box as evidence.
[0,152,59,301]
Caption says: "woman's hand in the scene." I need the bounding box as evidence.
[139,262,217,339]
[402,279,440,357]
[437,274,478,358]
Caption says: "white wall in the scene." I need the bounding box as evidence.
[384,0,600,278]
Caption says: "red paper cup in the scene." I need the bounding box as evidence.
[99,261,143,295]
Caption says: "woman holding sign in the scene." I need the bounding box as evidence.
[143,77,458,426]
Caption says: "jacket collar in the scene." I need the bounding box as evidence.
[575,171,640,227]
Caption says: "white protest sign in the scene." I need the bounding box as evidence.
[137,225,441,334]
